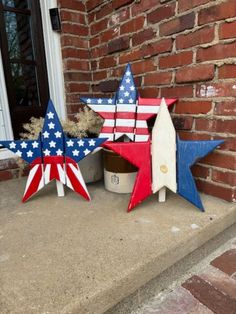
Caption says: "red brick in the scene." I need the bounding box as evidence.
[66,82,89,93]
[62,23,88,36]
[108,36,130,54]
[211,250,236,276]
[218,64,236,79]
[147,3,176,24]
[201,152,236,170]
[178,0,209,12]
[60,10,86,25]
[214,101,236,116]
[90,18,108,35]
[196,82,236,98]
[99,79,119,92]
[132,28,155,47]
[0,170,13,181]
[64,72,91,82]
[144,72,172,86]
[178,131,211,141]
[61,35,89,49]
[176,64,214,83]
[112,0,134,10]
[90,36,100,47]
[176,26,215,50]
[199,0,236,25]
[161,85,193,98]
[86,0,103,11]
[182,275,236,313]
[60,0,85,11]
[173,117,194,130]
[139,87,159,98]
[212,169,236,186]
[192,165,210,179]
[218,138,236,152]
[220,20,236,39]
[197,42,236,62]
[99,56,116,69]
[142,38,173,59]
[101,28,119,43]
[132,0,160,17]
[131,60,156,75]
[159,51,193,69]
[0,158,18,170]
[120,16,145,34]
[108,8,130,27]
[64,59,90,71]
[91,45,108,58]
[95,3,113,20]
[93,70,107,81]
[199,181,236,202]
[200,267,236,300]
[160,12,195,36]
[175,101,212,114]
[195,118,236,134]
[119,49,142,64]
[62,48,89,59]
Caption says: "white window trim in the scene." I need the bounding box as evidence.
[0,0,66,160]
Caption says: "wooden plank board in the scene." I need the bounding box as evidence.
[151,98,177,200]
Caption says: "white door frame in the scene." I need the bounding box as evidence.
[0,0,66,159]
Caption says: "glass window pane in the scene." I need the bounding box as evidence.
[11,63,39,107]
[2,0,28,9]
[4,11,34,60]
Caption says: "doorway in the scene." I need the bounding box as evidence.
[0,0,50,138]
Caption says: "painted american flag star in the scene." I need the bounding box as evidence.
[0,100,107,202]
[80,63,177,142]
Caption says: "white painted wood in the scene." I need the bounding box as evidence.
[151,98,177,199]
[39,0,66,120]
[0,50,13,141]
[158,187,166,202]
[56,181,65,197]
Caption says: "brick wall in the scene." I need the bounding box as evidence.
[1,0,235,203]
[58,0,235,202]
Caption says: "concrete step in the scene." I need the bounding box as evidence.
[0,179,236,314]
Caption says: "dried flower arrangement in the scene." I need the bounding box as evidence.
[17,107,103,171]
[20,107,103,140]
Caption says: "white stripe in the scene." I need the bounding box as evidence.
[136,120,148,128]
[115,132,134,141]
[103,119,115,127]
[137,106,160,113]
[135,135,149,142]
[57,164,66,184]
[66,172,73,191]
[88,104,116,112]
[116,119,135,127]
[44,164,51,184]
[116,104,136,112]
[99,133,114,141]
[23,164,39,195]
[38,165,45,190]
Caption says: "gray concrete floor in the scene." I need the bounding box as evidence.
[1,179,236,314]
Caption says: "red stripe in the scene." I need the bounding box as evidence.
[135,128,149,135]
[115,126,134,133]
[22,165,43,202]
[116,112,136,119]
[101,126,114,133]
[136,113,155,120]
[99,112,115,119]
[66,164,90,201]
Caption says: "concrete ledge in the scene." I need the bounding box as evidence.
[0,179,236,314]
